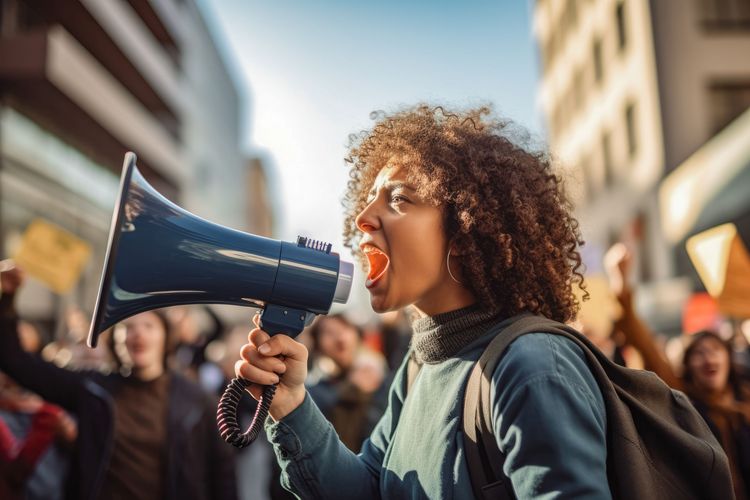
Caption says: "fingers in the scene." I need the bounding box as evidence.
[235,359,279,386]
[236,329,299,388]
[240,343,287,374]
[248,327,270,347]
[252,334,308,363]
[246,327,307,362]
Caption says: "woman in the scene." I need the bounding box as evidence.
[236,105,609,498]
[0,265,237,500]
[306,314,389,453]
[683,331,750,500]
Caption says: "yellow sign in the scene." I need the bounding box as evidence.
[14,219,92,294]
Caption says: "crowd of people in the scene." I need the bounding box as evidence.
[0,262,412,500]
[1,249,749,498]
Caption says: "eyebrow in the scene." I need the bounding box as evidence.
[367,181,416,199]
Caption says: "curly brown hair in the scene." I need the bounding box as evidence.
[342,104,587,323]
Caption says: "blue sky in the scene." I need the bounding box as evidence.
[200,0,542,312]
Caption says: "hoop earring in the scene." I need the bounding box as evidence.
[446,247,463,285]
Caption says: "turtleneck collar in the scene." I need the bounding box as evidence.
[410,304,503,364]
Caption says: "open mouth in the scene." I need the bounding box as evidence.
[363,246,390,287]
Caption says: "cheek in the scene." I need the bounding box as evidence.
[687,356,703,373]
[147,331,165,354]
[390,215,445,277]
[718,353,731,374]
[319,336,335,354]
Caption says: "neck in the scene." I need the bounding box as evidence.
[133,364,164,381]
[410,303,504,363]
[413,285,476,318]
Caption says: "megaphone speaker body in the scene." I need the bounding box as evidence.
[88,152,353,347]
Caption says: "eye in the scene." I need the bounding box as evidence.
[389,192,410,205]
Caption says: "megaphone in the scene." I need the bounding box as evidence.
[89,152,353,447]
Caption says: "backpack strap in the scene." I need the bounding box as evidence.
[463,313,565,500]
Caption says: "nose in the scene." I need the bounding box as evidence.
[125,324,143,340]
[355,201,379,233]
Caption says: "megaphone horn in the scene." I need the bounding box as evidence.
[89,152,354,448]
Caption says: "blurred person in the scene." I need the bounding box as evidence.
[0,314,76,500]
[0,264,237,500]
[170,305,226,384]
[306,314,389,453]
[235,105,613,498]
[606,243,750,499]
[0,265,77,500]
[1,372,76,500]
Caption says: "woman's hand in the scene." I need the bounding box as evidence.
[235,313,308,421]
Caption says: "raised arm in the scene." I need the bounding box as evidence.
[0,264,89,412]
[604,245,683,390]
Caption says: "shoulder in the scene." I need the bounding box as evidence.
[495,333,587,383]
[492,333,603,410]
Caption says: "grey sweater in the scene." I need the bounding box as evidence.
[266,308,611,499]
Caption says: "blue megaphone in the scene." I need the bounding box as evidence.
[88,152,354,447]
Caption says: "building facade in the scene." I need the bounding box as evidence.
[533,0,750,330]
[0,0,251,332]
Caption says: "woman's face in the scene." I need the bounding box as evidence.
[355,164,469,315]
[123,312,166,372]
[317,317,359,370]
[686,336,730,394]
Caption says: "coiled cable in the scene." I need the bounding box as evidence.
[217,378,277,448]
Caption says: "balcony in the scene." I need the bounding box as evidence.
[0,26,185,196]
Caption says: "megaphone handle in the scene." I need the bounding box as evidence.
[217,305,315,448]
[217,378,277,448]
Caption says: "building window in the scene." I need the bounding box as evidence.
[593,38,604,84]
[699,0,750,30]
[615,1,627,51]
[625,102,637,158]
[708,81,750,134]
[601,131,614,187]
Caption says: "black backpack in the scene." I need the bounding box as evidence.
[406,314,734,500]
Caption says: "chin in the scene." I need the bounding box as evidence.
[369,294,399,314]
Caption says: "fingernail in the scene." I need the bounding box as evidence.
[272,375,280,384]
[258,344,270,354]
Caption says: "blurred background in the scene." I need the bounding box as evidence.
[0,0,749,498]
[1,0,748,333]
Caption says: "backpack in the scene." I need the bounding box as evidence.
[406,314,734,500]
